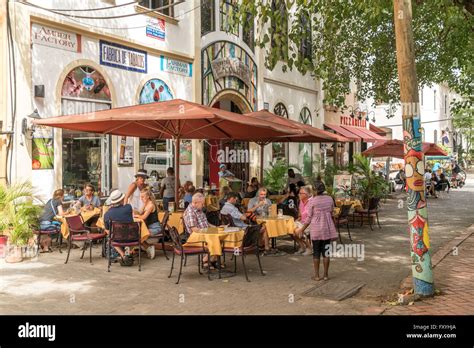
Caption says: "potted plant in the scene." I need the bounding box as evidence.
[352,154,390,207]
[263,159,300,194]
[0,182,42,263]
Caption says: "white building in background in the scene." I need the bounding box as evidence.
[367,84,465,157]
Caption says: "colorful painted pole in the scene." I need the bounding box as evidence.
[393,0,434,296]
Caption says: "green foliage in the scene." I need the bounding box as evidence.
[0,182,41,246]
[263,159,299,193]
[235,0,474,107]
[352,154,390,204]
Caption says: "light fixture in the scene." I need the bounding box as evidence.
[22,109,41,139]
[366,111,376,123]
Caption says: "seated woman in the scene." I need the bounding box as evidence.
[75,184,101,210]
[428,172,439,198]
[133,188,162,260]
[38,189,67,251]
[278,183,299,210]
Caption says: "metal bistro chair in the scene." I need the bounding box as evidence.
[107,221,141,272]
[335,204,353,243]
[352,197,381,231]
[146,211,170,260]
[64,215,106,264]
[167,227,209,284]
[33,225,63,255]
[222,224,265,282]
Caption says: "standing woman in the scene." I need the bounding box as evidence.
[295,182,337,281]
[133,188,161,259]
[124,170,149,213]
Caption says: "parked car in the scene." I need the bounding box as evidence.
[143,153,169,179]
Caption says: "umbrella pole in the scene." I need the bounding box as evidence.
[174,136,180,209]
[260,143,264,184]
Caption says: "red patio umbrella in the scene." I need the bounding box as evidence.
[361,139,448,159]
[34,99,303,206]
[244,110,351,182]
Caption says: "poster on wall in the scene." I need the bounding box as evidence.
[32,126,54,170]
[139,79,173,104]
[180,140,192,165]
[333,174,353,197]
[146,18,165,41]
[118,136,134,166]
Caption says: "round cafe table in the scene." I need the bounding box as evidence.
[158,211,184,234]
[58,207,101,239]
[256,215,295,238]
[184,227,244,256]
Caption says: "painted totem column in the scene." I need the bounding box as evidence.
[403,117,434,295]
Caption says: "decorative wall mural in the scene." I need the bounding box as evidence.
[139,79,173,104]
[61,66,111,101]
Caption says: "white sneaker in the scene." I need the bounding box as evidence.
[146,246,156,260]
[294,248,304,255]
[302,249,313,256]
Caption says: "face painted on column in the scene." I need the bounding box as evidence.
[405,149,424,192]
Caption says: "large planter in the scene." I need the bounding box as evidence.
[5,245,23,263]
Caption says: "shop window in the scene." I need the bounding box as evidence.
[139,78,174,177]
[138,0,174,17]
[299,107,313,176]
[220,0,238,36]
[270,0,288,61]
[272,102,289,162]
[433,90,437,110]
[201,0,216,36]
[299,11,312,62]
[61,66,112,196]
[242,12,255,52]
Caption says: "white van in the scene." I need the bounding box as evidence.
[143,153,169,179]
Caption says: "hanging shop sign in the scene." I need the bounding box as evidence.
[160,56,192,77]
[210,57,251,87]
[340,116,366,128]
[146,17,165,41]
[118,136,134,166]
[31,23,81,53]
[100,40,147,73]
[32,126,54,170]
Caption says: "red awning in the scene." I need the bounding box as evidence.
[369,123,388,136]
[340,125,386,142]
[324,124,361,141]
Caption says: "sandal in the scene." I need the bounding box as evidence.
[311,276,322,281]
[202,261,216,270]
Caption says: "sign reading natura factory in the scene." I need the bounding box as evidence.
[31,23,81,52]
[100,40,147,73]
[210,57,251,87]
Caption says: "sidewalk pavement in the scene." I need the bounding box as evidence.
[384,224,474,315]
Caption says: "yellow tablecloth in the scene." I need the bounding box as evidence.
[96,217,150,243]
[58,208,101,239]
[158,211,184,234]
[184,228,244,256]
[335,199,363,210]
[257,215,295,238]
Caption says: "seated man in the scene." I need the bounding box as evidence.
[247,188,272,217]
[247,188,283,256]
[75,184,101,210]
[435,173,450,193]
[424,169,433,194]
[221,192,249,228]
[183,192,216,267]
[104,189,134,266]
[428,172,439,198]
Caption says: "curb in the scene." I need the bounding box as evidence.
[399,223,474,290]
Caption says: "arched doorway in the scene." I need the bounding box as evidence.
[61,65,112,195]
[203,93,252,187]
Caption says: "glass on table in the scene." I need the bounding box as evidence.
[277,209,283,218]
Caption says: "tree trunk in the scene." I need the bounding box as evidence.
[393,0,434,296]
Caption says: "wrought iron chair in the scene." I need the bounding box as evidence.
[335,204,353,243]
[64,215,106,264]
[145,211,169,260]
[33,224,63,255]
[352,197,381,231]
[107,221,141,272]
[167,227,209,284]
[222,224,265,282]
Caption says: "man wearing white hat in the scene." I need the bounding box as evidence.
[124,170,148,212]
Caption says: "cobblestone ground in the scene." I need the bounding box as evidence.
[1,174,473,315]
